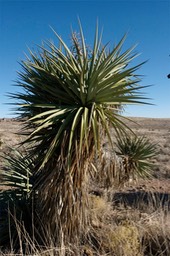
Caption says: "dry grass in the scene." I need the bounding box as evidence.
[85,190,170,256]
[1,191,170,255]
[1,117,170,255]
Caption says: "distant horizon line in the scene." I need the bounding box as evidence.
[0,115,170,120]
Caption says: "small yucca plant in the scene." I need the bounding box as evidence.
[10,20,150,245]
[0,148,34,249]
[115,135,156,183]
[0,148,33,192]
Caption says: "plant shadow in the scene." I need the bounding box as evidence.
[112,189,170,211]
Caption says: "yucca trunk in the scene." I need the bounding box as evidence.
[35,131,94,244]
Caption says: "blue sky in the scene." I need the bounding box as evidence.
[0,0,170,118]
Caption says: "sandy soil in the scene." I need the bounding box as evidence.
[0,117,170,193]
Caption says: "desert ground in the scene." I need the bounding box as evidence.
[0,117,170,192]
[1,117,170,255]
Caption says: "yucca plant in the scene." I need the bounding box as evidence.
[0,148,33,192]
[10,20,150,245]
[0,148,34,249]
[115,135,156,183]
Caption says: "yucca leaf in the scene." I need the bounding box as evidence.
[68,107,83,163]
